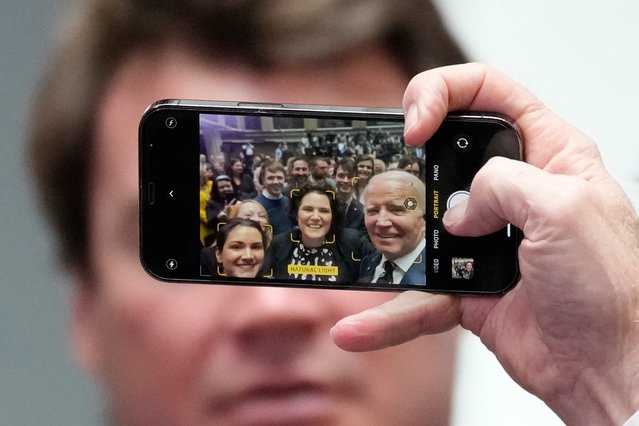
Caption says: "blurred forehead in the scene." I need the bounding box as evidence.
[301,191,331,206]
[90,46,406,243]
[264,169,285,178]
[227,225,261,240]
[239,201,264,214]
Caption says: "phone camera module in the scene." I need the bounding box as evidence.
[453,134,472,153]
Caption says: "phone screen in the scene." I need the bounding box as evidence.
[139,101,521,293]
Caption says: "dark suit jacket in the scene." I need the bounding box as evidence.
[263,228,374,283]
[337,198,366,234]
[358,248,426,286]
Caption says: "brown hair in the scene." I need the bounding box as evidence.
[28,0,465,268]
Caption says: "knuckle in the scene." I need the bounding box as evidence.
[529,175,594,225]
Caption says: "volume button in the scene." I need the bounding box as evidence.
[147,182,156,205]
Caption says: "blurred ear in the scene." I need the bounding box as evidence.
[69,270,100,373]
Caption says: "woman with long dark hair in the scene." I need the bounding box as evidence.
[226,157,256,200]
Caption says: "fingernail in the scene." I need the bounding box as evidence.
[404,103,419,135]
[443,199,467,226]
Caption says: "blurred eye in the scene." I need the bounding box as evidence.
[390,206,407,215]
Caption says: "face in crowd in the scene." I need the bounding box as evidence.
[311,159,330,180]
[356,159,374,181]
[262,168,285,197]
[363,172,426,261]
[215,221,265,278]
[217,179,234,196]
[291,159,310,185]
[298,190,333,248]
[230,160,244,176]
[234,200,268,228]
[335,165,354,198]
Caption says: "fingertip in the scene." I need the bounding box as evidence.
[330,315,383,352]
[403,103,419,137]
[402,71,450,147]
[442,198,468,228]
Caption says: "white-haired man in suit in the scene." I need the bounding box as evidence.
[359,170,426,285]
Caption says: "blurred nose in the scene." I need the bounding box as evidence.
[227,287,329,362]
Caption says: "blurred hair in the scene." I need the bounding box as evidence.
[28,0,464,268]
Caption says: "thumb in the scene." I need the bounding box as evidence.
[330,291,461,352]
[442,156,537,237]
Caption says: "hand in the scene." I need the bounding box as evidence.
[220,198,238,218]
[331,63,639,425]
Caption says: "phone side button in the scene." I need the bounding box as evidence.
[147,182,156,205]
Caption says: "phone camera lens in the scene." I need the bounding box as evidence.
[453,134,472,153]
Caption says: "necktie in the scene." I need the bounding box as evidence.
[377,260,395,284]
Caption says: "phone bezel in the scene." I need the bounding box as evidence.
[139,100,522,294]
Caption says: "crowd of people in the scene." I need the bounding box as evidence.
[199,138,427,285]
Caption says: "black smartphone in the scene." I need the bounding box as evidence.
[139,100,522,294]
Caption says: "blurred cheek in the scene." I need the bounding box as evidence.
[364,331,458,422]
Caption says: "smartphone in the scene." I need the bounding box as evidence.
[139,100,522,294]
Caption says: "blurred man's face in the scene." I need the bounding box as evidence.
[291,159,309,183]
[76,47,455,425]
[312,159,330,180]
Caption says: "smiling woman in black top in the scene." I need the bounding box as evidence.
[263,183,373,283]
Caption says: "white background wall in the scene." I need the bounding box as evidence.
[1,0,637,424]
[434,1,639,425]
